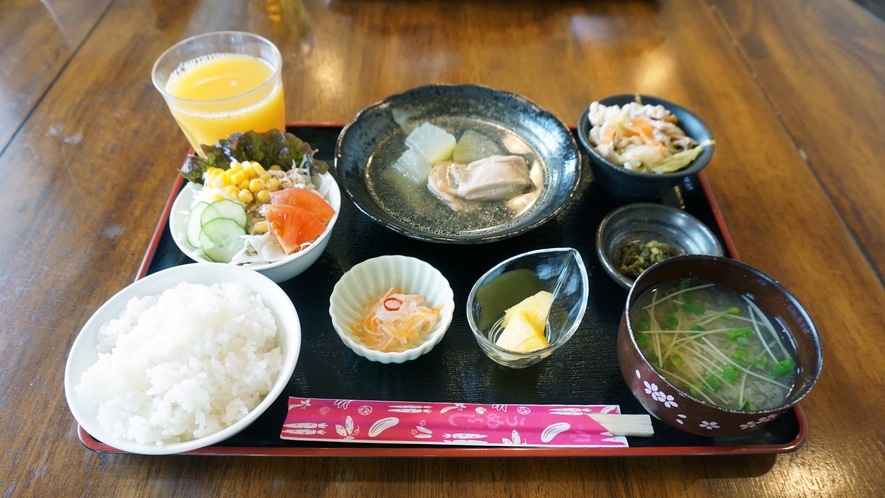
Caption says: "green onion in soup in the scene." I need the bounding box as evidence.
[630,278,798,411]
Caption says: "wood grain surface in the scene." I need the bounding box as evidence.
[710,0,885,282]
[0,0,113,147]
[2,0,883,496]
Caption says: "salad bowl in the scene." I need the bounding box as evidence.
[169,171,340,283]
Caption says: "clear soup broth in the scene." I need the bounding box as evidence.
[365,117,545,236]
[629,278,798,411]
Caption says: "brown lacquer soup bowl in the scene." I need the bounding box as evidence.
[618,255,822,437]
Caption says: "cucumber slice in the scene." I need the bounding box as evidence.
[186,202,209,248]
[201,198,247,228]
[199,218,246,263]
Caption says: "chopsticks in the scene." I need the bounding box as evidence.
[588,413,654,437]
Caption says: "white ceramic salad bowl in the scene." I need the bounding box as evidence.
[328,255,455,364]
[169,171,341,283]
[63,264,301,455]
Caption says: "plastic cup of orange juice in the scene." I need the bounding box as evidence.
[151,31,286,156]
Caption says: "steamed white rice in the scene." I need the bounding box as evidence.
[76,281,284,446]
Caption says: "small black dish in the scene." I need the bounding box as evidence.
[596,203,723,290]
[577,94,715,201]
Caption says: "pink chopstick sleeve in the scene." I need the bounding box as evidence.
[281,397,629,448]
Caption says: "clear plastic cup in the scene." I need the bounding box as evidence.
[151,31,285,155]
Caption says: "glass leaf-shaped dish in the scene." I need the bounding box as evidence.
[466,248,589,368]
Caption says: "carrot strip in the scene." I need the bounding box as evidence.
[350,288,441,353]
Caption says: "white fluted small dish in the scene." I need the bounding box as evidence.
[328,255,455,364]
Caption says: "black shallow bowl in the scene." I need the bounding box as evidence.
[335,84,581,244]
[578,94,715,201]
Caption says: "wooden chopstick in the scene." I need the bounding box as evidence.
[588,413,654,437]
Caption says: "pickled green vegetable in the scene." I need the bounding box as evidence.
[618,240,680,278]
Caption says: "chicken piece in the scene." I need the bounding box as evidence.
[427,155,532,210]
[455,155,532,200]
[426,161,463,208]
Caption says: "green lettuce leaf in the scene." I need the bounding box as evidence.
[180,129,329,184]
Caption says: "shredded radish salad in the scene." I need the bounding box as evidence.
[350,288,442,352]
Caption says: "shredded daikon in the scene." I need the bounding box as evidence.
[350,288,442,352]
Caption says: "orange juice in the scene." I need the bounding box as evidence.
[165,53,285,153]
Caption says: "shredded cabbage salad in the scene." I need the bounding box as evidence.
[587,99,712,174]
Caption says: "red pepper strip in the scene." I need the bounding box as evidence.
[383,297,403,312]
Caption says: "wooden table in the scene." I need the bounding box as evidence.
[2,0,884,495]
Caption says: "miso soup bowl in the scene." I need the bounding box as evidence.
[618,255,822,437]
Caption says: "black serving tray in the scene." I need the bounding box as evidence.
[80,124,805,457]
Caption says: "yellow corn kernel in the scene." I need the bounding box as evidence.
[260,172,271,181]
[266,178,281,191]
[230,171,245,185]
[251,162,266,174]
[252,221,269,234]
[256,190,271,204]
[270,165,282,171]
[211,193,226,202]
[224,185,239,196]
[249,178,266,193]
[238,180,250,191]
[210,176,225,190]
[238,189,253,204]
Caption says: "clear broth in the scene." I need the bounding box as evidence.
[365,117,545,236]
[629,279,799,411]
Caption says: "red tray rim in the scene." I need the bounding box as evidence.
[80,123,808,457]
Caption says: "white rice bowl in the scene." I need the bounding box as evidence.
[64,264,300,455]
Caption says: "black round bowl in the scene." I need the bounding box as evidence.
[577,94,715,201]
